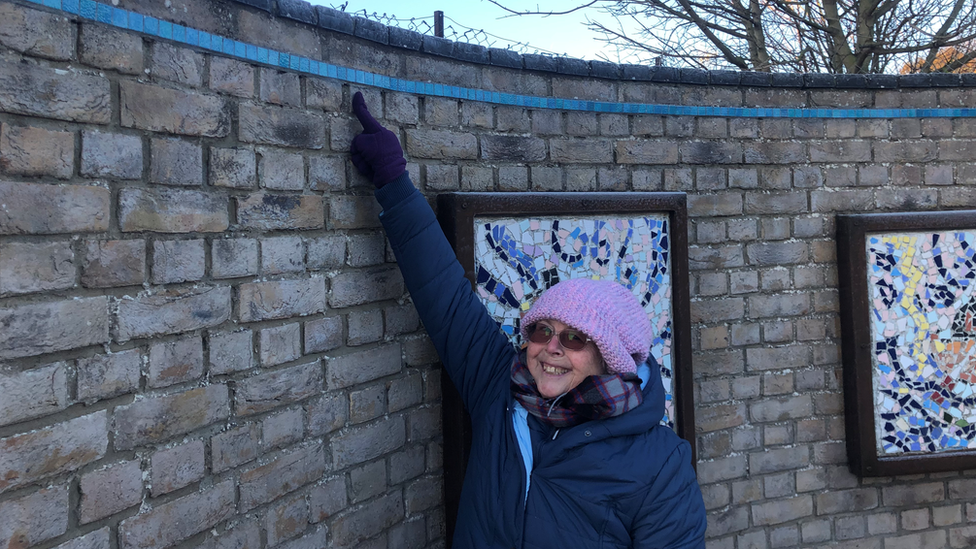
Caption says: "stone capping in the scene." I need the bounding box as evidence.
[251,0,976,88]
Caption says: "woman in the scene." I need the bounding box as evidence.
[350,91,706,548]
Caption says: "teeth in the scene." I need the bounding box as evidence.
[542,365,567,375]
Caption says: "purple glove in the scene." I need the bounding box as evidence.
[350,92,406,188]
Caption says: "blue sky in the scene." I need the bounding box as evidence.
[308,0,627,61]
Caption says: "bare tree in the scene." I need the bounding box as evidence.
[488,0,976,73]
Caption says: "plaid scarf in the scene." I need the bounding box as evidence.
[510,354,644,428]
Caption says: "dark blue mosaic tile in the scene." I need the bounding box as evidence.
[389,27,422,51]
[79,0,96,19]
[144,16,159,36]
[158,19,172,39]
[62,0,79,14]
[127,12,143,32]
[96,3,112,23]
[277,0,316,24]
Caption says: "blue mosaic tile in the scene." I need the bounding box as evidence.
[96,2,111,23]
[43,0,61,9]
[172,24,186,43]
[234,41,246,58]
[299,57,309,73]
[246,44,258,61]
[223,39,235,56]
[277,52,290,68]
[127,12,143,32]
[158,20,172,39]
[184,27,198,46]
[325,64,337,78]
[144,16,158,36]
[257,47,268,64]
[111,6,126,26]
[62,0,78,13]
[289,55,300,71]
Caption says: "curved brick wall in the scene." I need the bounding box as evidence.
[2,0,976,548]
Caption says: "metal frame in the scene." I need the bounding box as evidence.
[838,211,976,477]
[436,192,695,543]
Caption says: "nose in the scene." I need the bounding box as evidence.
[545,333,564,354]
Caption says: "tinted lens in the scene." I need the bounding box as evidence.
[527,324,589,350]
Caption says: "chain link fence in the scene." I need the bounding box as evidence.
[331,4,568,57]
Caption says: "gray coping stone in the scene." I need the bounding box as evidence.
[771,73,803,87]
[835,74,867,88]
[621,64,650,81]
[930,73,963,87]
[740,71,772,87]
[710,70,741,86]
[961,73,976,87]
[489,48,522,69]
[557,57,588,77]
[679,67,709,84]
[354,17,389,45]
[236,0,270,12]
[864,74,899,88]
[316,6,353,34]
[589,60,619,79]
[277,0,316,24]
[421,35,453,57]
[523,53,557,72]
[804,73,835,88]
[453,42,488,64]
[390,27,423,51]
[650,66,679,82]
[899,73,932,87]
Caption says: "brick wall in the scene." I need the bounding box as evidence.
[2,0,976,548]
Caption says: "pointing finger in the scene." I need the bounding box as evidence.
[352,91,383,133]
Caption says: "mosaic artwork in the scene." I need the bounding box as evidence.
[868,231,976,455]
[473,215,675,427]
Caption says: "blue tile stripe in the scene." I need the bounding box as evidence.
[34,0,976,119]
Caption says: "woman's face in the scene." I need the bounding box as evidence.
[525,319,606,399]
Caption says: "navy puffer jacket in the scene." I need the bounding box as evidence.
[377,174,706,548]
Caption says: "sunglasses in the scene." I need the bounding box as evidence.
[527,323,592,351]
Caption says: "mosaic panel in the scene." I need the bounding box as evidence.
[473,215,675,427]
[868,231,976,455]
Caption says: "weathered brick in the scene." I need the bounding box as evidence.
[261,235,304,275]
[308,392,347,436]
[0,240,75,295]
[330,492,404,547]
[816,488,879,514]
[152,239,205,284]
[114,385,229,450]
[348,309,384,346]
[349,460,387,503]
[51,528,111,549]
[0,296,109,359]
[1,181,110,235]
[79,460,142,523]
[746,345,810,371]
[82,239,145,288]
[119,188,228,233]
[212,237,258,279]
[350,384,386,424]
[426,164,459,191]
[238,278,326,322]
[950,525,976,548]
[405,129,477,159]
[82,130,143,179]
[210,56,255,97]
[211,424,260,473]
[262,407,304,449]
[265,493,309,546]
[77,349,141,401]
[308,154,345,192]
[259,323,302,366]
[697,403,746,432]
[613,140,679,164]
[331,415,406,469]
[0,362,69,427]
[237,193,324,230]
[0,411,107,494]
[750,446,810,475]
[119,481,235,549]
[239,103,325,148]
[151,440,205,496]
[329,267,404,308]
[882,482,945,506]
[328,344,403,389]
[752,495,813,525]
[79,23,143,74]
[258,148,304,190]
[407,407,442,442]
[498,166,529,191]
[259,68,301,107]
[885,530,946,549]
[405,475,442,514]
[481,135,546,162]
[305,316,343,354]
[346,233,387,268]
[236,361,323,415]
[0,124,73,178]
[239,444,327,511]
[121,81,229,137]
[330,195,383,229]
[208,330,253,375]
[307,78,342,112]
[306,235,346,270]
[0,3,73,59]
[151,42,205,86]
[117,286,231,341]
[0,486,68,548]
[0,60,110,123]
[210,147,256,188]
[148,335,204,388]
[150,137,202,186]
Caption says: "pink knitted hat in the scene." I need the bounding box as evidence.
[519,278,652,375]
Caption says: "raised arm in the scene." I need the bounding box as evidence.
[350,92,515,415]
